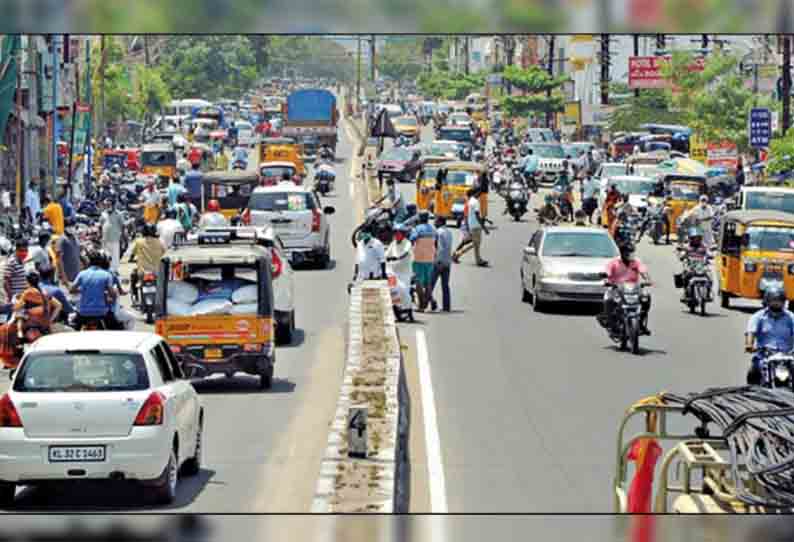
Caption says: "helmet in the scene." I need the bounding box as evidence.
[111,165,121,173]
[207,199,221,212]
[764,285,787,312]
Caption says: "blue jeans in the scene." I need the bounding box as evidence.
[430,263,451,311]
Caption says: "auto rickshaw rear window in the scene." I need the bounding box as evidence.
[142,152,174,166]
[445,171,477,186]
[745,227,794,252]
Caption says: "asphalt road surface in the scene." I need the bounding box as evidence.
[0,120,760,518]
[0,128,363,513]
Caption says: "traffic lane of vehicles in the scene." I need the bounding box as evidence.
[0,127,359,512]
[410,193,752,511]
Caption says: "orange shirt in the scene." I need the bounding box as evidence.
[42,203,65,235]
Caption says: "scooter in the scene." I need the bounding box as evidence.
[505,181,529,221]
[136,272,158,325]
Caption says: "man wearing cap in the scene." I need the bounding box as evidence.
[410,210,437,311]
[680,195,715,248]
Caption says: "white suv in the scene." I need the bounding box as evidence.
[243,183,335,269]
[0,332,203,507]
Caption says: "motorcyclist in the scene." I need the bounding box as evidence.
[520,147,539,191]
[599,241,653,336]
[128,224,166,307]
[573,209,588,226]
[69,249,121,331]
[13,267,62,339]
[679,195,715,248]
[232,145,248,168]
[199,199,230,228]
[313,161,336,193]
[677,227,712,302]
[745,285,794,385]
[536,194,560,225]
[611,194,639,242]
[319,143,334,160]
[375,178,407,223]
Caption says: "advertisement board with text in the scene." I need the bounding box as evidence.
[628,56,705,89]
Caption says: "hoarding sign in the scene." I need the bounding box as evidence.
[628,56,705,89]
[707,141,738,170]
[748,108,771,148]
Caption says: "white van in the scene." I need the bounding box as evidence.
[235,120,256,147]
[739,186,794,215]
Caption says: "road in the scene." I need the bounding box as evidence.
[1,125,365,512]
[0,118,759,518]
[393,124,755,512]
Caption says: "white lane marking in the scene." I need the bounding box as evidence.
[416,328,448,513]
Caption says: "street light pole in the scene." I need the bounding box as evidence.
[633,34,640,98]
[356,35,361,113]
[546,35,555,128]
[784,35,791,134]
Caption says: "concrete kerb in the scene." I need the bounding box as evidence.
[311,99,409,513]
[312,283,408,513]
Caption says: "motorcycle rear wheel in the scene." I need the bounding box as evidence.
[629,319,640,355]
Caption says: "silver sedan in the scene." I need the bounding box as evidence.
[520,226,620,311]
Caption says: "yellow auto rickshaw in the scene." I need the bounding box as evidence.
[141,143,177,182]
[663,175,707,237]
[423,161,488,227]
[259,136,305,177]
[154,230,276,389]
[416,156,453,212]
[717,210,794,308]
[200,171,260,221]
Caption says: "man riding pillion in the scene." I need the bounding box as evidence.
[199,199,230,228]
[598,241,653,336]
[69,250,122,331]
[128,224,166,308]
[745,286,794,385]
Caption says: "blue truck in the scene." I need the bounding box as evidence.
[281,89,339,158]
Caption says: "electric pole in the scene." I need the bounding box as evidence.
[599,34,610,106]
[100,35,105,138]
[464,36,470,74]
[780,34,791,135]
[702,34,709,54]
[370,34,375,81]
[356,35,361,112]
[656,34,665,53]
[546,36,555,128]
[633,34,640,97]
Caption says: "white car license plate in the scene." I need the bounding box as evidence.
[49,445,106,463]
[142,286,157,294]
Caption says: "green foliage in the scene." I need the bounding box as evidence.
[131,65,171,121]
[416,70,486,101]
[498,65,568,118]
[768,129,794,175]
[607,89,682,132]
[664,51,764,152]
[267,36,355,83]
[92,37,136,123]
[374,38,424,82]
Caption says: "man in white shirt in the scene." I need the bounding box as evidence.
[198,200,230,228]
[353,232,386,281]
[157,208,185,249]
[681,195,715,247]
[99,198,125,271]
[25,181,41,224]
[461,188,489,266]
[0,184,11,213]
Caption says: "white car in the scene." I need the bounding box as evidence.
[235,121,256,147]
[0,332,203,507]
[244,184,335,269]
[596,175,661,221]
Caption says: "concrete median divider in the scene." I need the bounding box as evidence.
[311,283,409,512]
[312,98,409,513]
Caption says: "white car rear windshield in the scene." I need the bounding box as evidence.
[249,192,316,212]
[14,353,150,392]
[542,232,618,258]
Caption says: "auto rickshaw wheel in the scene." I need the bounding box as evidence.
[259,364,274,390]
[720,291,730,309]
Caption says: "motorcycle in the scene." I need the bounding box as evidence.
[675,250,713,316]
[319,147,334,161]
[505,181,529,221]
[749,346,794,391]
[315,170,335,196]
[599,281,650,355]
[137,272,157,325]
[637,203,669,245]
[351,206,395,248]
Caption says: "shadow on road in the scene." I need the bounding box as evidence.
[602,345,668,357]
[9,468,216,511]
[192,376,297,395]
[533,302,602,317]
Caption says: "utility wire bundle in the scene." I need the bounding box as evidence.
[665,386,794,509]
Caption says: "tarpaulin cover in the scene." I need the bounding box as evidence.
[0,36,21,140]
[286,89,336,123]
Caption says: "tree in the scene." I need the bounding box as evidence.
[664,51,771,153]
[91,37,136,125]
[131,65,171,126]
[377,39,424,82]
[499,65,568,119]
[767,129,794,176]
[607,89,682,133]
[417,70,485,100]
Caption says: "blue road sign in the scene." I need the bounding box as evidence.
[749,108,772,148]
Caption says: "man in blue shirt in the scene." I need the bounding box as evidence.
[69,250,120,330]
[58,188,74,222]
[745,286,794,385]
[167,177,187,209]
[184,162,203,202]
[521,148,539,191]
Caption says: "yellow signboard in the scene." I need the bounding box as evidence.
[564,101,582,129]
[690,135,707,164]
[570,35,594,43]
[571,57,590,71]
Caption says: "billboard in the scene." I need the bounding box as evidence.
[707,141,738,171]
[628,56,705,89]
